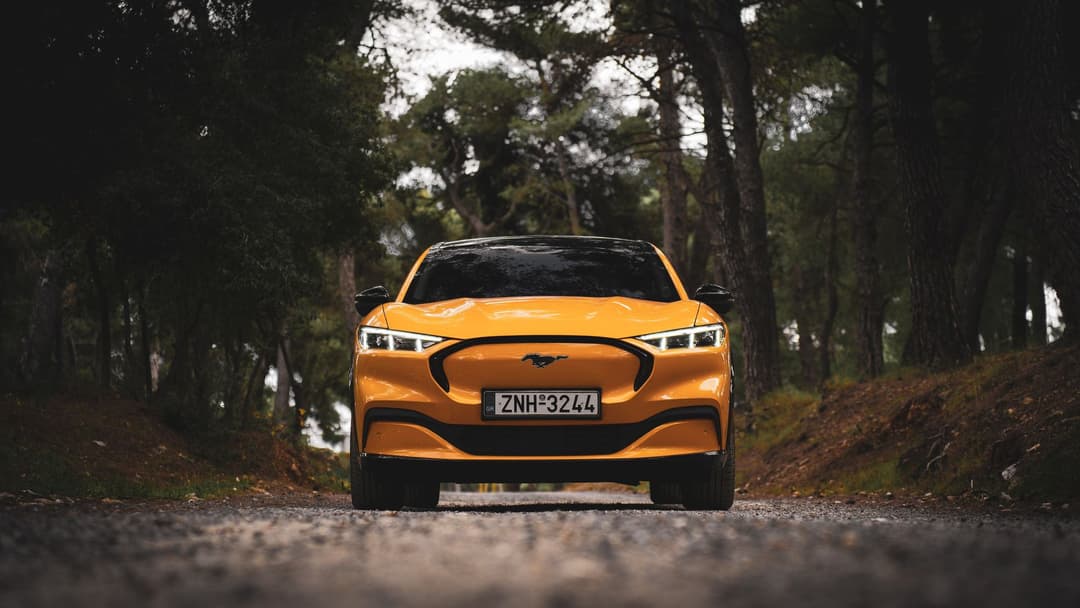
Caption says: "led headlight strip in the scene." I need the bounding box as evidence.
[359,327,444,352]
[634,324,725,351]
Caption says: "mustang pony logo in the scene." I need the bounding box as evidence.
[521,354,569,368]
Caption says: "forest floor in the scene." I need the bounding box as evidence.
[738,342,1080,506]
[0,393,347,503]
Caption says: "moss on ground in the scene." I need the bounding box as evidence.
[739,344,1080,502]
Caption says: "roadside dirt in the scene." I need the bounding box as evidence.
[0,394,345,500]
[738,343,1080,503]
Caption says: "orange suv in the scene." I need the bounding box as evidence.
[350,236,735,510]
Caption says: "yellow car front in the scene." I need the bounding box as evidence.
[349,236,736,510]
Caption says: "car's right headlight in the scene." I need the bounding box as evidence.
[634,324,726,351]
[358,327,444,352]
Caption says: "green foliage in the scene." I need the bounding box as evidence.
[0,435,253,500]
[5,0,1075,455]
[743,388,820,453]
[3,1,394,440]
[419,1,655,237]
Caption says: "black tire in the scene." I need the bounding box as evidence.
[350,414,405,510]
[649,481,682,504]
[681,404,736,510]
[404,482,441,509]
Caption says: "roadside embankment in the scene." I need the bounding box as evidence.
[739,343,1080,504]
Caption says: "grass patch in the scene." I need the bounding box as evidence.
[939,355,1011,414]
[0,395,327,500]
[740,345,1080,502]
[877,366,929,382]
[831,457,904,493]
[311,449,350,493]
[822,375,857,392]
[744,387,819,453]
[0,438,250,499]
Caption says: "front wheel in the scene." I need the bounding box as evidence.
[681,405,736,510]
[404,482,441,509]
[649,481,682,505]
[350,414,405,510]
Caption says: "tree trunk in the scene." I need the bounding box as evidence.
[138,288,153,402]
[791,262,818,389]
[1000,0,1080,342]
[158,305,198,423]
[956,3,1012,352]
[797,323,817,389]
[278,339,306,437]
[850,0,885,378]
[240,351,270,429]
[819,200,840,382]
[671,1,782,403]
[222,338,240,425]
[556,151,584,235]
[121,281,137,399]
[1030,249,1048,346]
[685,215,713,290]
[273,338,292,426]
[86,239,113,389]
[885,0,971,369]
[339,252,360,330]
[1011,241,1029,350]
[655,40,690,276]
[443,161,494,237]
[959,191,1012,350]
[19,252,62,386]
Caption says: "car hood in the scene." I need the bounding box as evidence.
[381,296,701,340]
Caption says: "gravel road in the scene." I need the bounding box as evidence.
[2,491,1079,608]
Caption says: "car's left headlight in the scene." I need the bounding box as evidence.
[358,327,444,352]
[634,324,726,350]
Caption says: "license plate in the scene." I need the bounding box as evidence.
[482,389,601,419]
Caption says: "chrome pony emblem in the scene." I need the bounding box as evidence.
[521,354,568,368]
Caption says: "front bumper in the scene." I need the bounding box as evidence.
[363,405,722,457]
[360,451,726,483]
[354,335,733,465]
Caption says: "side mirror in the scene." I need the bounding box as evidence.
[354,285,390,317]
[693,284,735,314]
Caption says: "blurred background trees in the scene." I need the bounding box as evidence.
[2,0,1077,445]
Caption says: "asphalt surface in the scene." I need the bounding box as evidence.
[2,491,1079,608]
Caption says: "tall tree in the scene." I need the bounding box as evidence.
[999,0,1080,341]
[5,0,393,437]
[655,39,691,277]
[439,1,609,235]
[397,70,529,237]
[1011,241,1029,350]
[849,0,884,377]
[1030,250,1048,346]
[671,0,782,401]
[885,0,971,368]
[946,0,1014,352]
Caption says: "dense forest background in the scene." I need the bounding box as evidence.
[3,0,1079,448]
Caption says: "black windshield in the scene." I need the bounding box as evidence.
[403,237,680,304]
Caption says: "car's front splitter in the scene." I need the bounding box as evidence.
[363,405,722,457]
[359,451,726,484]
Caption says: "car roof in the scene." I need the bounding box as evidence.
[431,235,656,252]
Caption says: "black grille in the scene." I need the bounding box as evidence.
[427,335,654,392]
[363,406,720,456]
